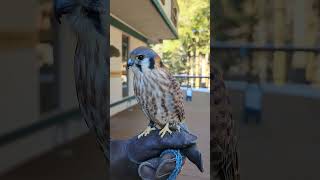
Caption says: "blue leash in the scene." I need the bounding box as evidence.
[160,149,183,180]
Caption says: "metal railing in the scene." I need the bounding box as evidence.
[0,96,136,147]
[173,75,210,88]
[212,42,320,52]
[110,96,135,108]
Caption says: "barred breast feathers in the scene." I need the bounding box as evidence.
[133,67,185,127]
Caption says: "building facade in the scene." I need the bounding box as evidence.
[0,0,178,174]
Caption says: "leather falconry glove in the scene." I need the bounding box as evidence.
[110,128,203,180]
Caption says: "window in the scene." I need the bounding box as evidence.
[37,1,59,114]
[122,35,129,97]
[161,0,165,5]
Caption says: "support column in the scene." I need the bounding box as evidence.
[252,0,268,82]
[305,0,318,84]
[201,54,210,87]
[273,0,287,85]
[292,0,306,69]
[190,48,196,87]
[195,54,200,88]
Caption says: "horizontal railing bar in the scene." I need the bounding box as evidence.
[110,96,136,108]
[173,75,210,78]
[0,96,136,147]
[0,109,80,147]
[211,43,320,52]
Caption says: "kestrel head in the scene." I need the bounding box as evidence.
[127,46,163,72]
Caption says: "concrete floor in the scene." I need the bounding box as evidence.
[111,91,210,180]
[234,91,320,180]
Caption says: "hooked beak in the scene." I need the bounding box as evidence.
[54,0,76,24]
[127,58,134,68]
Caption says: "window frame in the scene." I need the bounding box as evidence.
[171,0,178,27]
[121,34,130,98]
[38,2,60,115]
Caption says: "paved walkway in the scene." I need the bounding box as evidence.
[111,91,210,180]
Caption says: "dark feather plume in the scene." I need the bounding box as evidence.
[211,63,240,180]
[55,0,110,160]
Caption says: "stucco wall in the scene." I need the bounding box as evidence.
[160,0,172,22]
[110,25,123,105]
[110,25,146,116]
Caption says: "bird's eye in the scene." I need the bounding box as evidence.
[137,55,144,60]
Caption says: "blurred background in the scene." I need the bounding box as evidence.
[0,1,108,179]
[0,0,209,180]
[212,0,320,179]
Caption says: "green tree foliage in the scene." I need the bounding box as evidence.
[153,0,210,75]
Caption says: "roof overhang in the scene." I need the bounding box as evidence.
[111,0,178,43]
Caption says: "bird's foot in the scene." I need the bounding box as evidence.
[159,123,172,138]
[138,126,156,139]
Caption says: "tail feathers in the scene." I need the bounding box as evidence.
[211,64,240,180]
[211,138,240,180]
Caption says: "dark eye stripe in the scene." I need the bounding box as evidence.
[149,57,155,69]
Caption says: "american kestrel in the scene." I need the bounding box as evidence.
[127,46,185,138]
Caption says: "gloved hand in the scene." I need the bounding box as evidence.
[110,128,203,180]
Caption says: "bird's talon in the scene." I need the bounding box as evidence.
[159,123,172,138]
[138,126,156,139]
